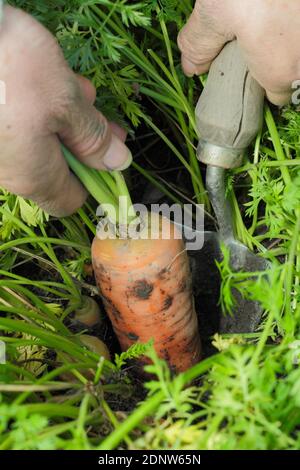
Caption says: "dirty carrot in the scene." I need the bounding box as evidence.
[62,146,201,373]
[92,213,201,373]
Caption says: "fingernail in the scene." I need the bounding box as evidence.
[181,56,197,77]
[114,151,133,171]
[103,134,132,170]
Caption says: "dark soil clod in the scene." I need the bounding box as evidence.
[127,332,139,341]
[131,280,154,300]
[102,295,122,319]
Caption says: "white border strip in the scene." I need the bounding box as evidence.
[0,2,3,26]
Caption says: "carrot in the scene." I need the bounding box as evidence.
[62,146,201,373]
[92,213,201,373]
[74,296,102,327]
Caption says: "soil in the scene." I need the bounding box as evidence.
[190,244,221,358]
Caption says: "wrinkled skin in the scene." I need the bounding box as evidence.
[178,0,300,105]
[0,6,131,216]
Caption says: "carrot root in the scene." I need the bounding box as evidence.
[92,214,201,373]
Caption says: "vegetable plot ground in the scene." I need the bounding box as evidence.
[1,1,300,450]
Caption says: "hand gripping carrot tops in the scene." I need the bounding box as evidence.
[63,146,201,374]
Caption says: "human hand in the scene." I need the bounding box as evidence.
[178,0,300,105]
[0,6,131,216]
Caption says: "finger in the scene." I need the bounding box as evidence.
[36,172,87,217]
[56,87,132,171]
[265,89,292,106]
[235,40,294,106]
[178,0,234,76]
[75,74,97,105]
[8,136,88,217]
[75,75,129,141]
[76,77,129,143]
[231,0,300,106]
[109,121,127,142]
[236,42,295,106]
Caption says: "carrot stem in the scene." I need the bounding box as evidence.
[112,171,136,225]
[62,146,117,208]
[62,145,136,226]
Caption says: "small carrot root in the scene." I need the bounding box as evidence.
[92,214,201,373]
[74,296,102,327]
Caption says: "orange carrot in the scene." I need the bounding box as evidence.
[92,214,201,373]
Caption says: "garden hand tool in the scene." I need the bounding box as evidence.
[195,40,269,333]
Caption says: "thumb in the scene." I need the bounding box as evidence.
[178,0,234,76]
[57,81,132,171]
[109,121,127,142]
